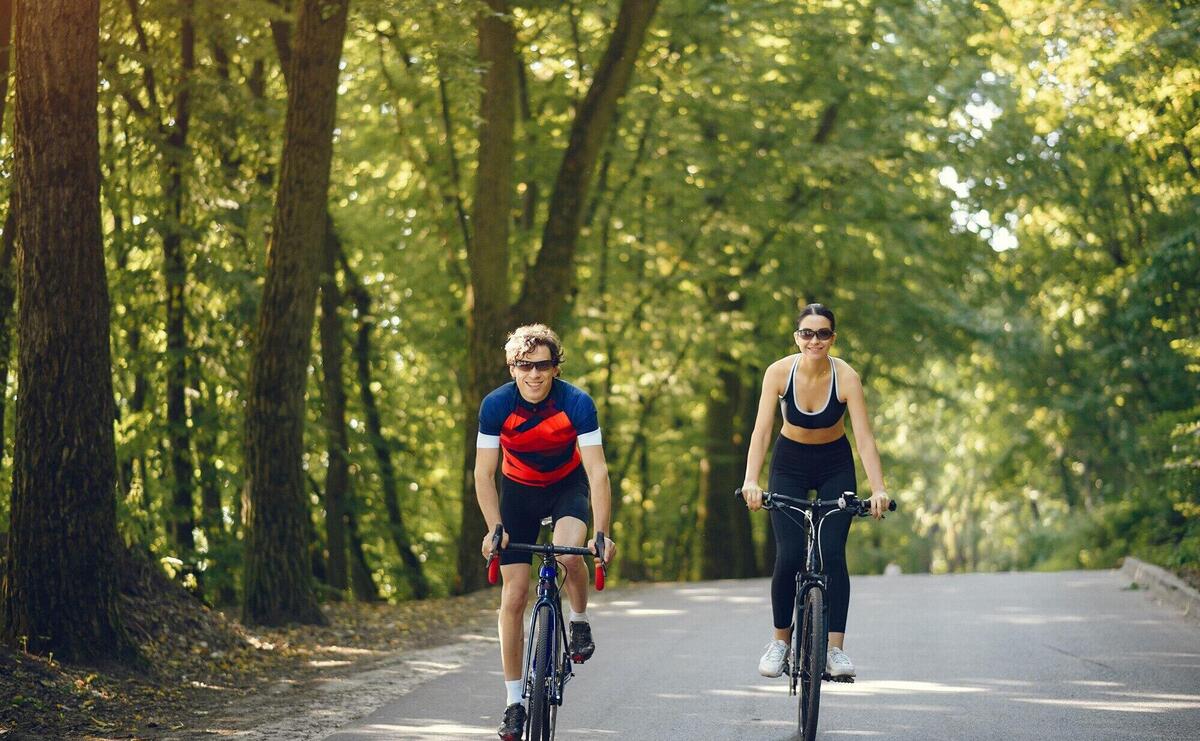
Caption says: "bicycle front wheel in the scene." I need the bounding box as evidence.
[528,604,555,741]
[796,586,827,741]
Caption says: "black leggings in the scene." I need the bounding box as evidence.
[768,435,856,633]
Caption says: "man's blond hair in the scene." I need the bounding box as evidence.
[504,324,564,365]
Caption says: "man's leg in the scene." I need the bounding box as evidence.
[554,515,596,663]
[499,563,531,680]
[553,516,588,614]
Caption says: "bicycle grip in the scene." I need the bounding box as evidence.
[593,530,606,591]
[486,524,503,585]
[735,488,773,510]
[858,499,897,516]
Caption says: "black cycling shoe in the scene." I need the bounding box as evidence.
[498,702,526,741]
[569,621,595,663]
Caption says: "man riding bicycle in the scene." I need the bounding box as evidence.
[477,324,616,741]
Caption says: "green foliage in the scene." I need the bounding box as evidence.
[1,0,1195,605]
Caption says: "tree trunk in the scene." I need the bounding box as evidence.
[165,1,196,555]
[0,0,11,123]
[343,265,430,600]
[699,364,757,579]
[0,203,15,464]
[622,431,652,581]
[104,101,145,504]
[0,0,13,477]
[104,131,144,504]
[194,373,223,537]
[345,505,380,602]
[319,222,349,592]
[192,371,233,604]
[456,0,518,595]
[2,0,135,662]
[242,0,348,627]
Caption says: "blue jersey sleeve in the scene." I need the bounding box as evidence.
[477,384,514,448]
[561,383,601,444]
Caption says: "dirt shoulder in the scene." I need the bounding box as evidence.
[0,556,501,741]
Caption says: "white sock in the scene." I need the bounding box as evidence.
[505,679,522,706]
[569,610,589,624]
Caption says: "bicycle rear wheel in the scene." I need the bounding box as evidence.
[527,605,555,741]
[796,586,826,741]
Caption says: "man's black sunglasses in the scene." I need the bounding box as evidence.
[510,359,560,372]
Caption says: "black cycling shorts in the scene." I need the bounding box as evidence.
[499,464,591,565]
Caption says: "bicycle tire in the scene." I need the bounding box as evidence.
[797,586,826,741]
[549,634,562,741]
[528,605,554,741]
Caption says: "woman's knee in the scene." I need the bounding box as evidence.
[820,554,848,575]
[774,552,805,577]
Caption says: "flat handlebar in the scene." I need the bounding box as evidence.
[734,488,898,515]
[486,524,607,590]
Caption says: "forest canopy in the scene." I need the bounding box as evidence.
[0,0,1196,617]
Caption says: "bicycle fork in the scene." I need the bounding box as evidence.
[522,569,575,706]
[789,574,827,697]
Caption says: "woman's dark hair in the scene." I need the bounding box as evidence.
[796,303,835,331]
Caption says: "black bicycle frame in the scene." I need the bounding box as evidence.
[788,503,827,693]
[735,490,895,685]
[522,551,573,705]
[487,531,604,708]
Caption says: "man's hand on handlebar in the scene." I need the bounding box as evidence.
[482,524,508,560]
[587,534,616,565]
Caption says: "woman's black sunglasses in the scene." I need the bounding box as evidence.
[795,328,834,342]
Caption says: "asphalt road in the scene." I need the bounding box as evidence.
[325,570,1200,740]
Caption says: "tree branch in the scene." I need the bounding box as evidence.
[512,0,660,325]
[125,0,161,117]
[266,0,294,89]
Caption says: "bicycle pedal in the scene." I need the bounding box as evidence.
[571,653,587,664]
[824,674,855,683]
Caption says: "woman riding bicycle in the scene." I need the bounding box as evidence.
[739,303,890,681]
[476,324,616,741]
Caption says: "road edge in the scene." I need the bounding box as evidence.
[1120,556,1200,625]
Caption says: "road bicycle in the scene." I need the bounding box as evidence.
[737,489,895,741]
[486,521,607,741]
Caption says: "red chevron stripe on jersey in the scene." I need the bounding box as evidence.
[500,408,581,485]
[478,379,600,487]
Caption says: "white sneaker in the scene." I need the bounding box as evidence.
[827,646,855,677]
[758,639,789,677]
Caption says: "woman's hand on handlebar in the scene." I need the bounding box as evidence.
[482,525,509,560]
[740,482,765,511]
[866,491,891,520]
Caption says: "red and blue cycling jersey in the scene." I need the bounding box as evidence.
[477,379,602,487]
